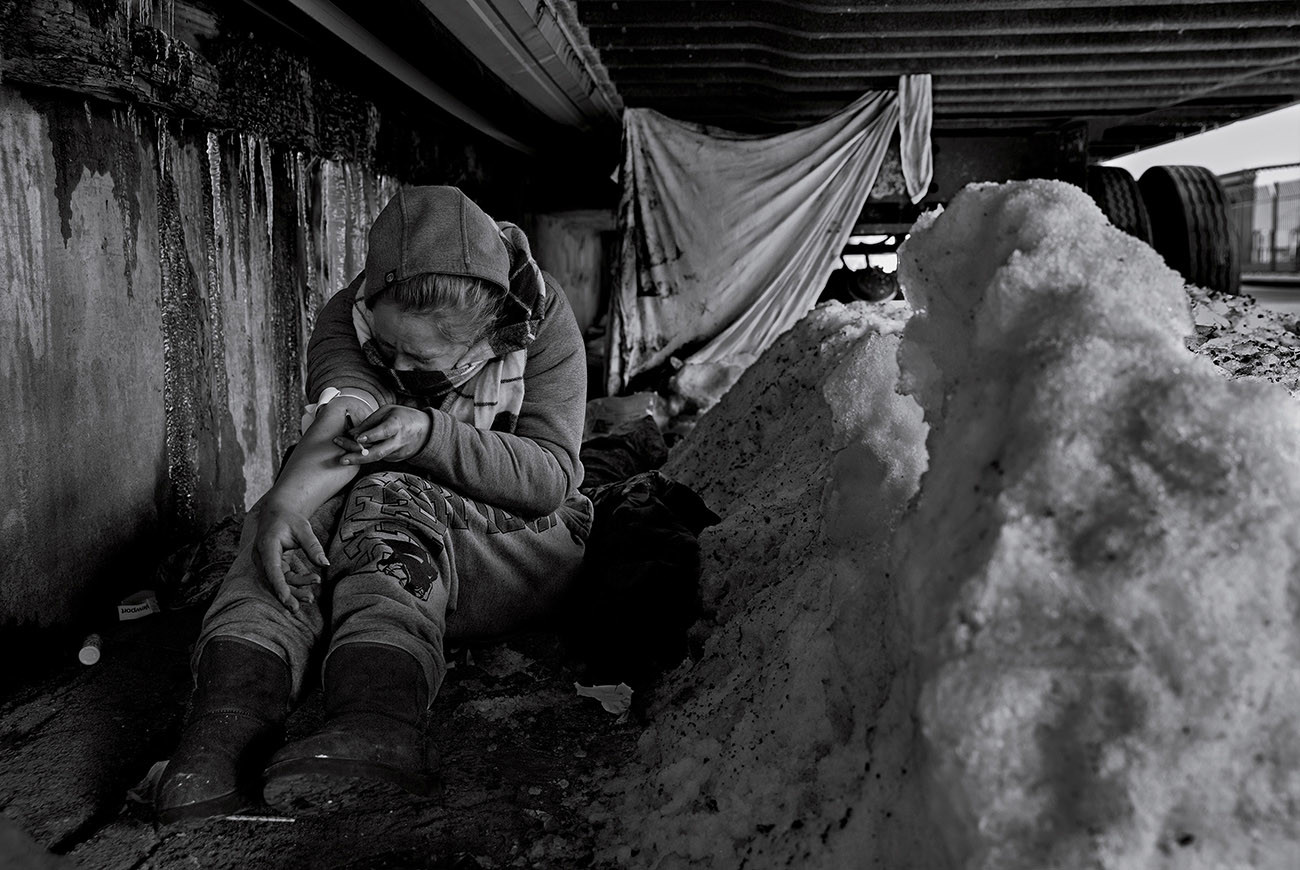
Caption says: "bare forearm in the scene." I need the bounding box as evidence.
[264,398,367,513]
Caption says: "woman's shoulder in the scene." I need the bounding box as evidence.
[537,271,581,332]
[540,271,572,314]
[525,272,583,360]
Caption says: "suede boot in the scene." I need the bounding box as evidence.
[155,638,291,823]
[262,642,438,813]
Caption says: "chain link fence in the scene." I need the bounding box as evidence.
[1228,177,1300,275]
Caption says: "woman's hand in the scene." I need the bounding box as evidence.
[281,549,324,606]
[252,499,330,613]
[333,405,431,464]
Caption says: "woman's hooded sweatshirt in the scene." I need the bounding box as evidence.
[306,186,587,523]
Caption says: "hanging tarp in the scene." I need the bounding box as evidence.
[608,75,933,404]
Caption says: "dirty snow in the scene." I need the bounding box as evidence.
[599,179,1300,869]
[596,299,929,868]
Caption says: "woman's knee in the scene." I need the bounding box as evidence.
[205,582,306,632]
[348,473,466,522]
[353,470,431,491]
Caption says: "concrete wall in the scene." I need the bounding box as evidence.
[0,83,403,627]
[525,209,616,335]
[2,89,166,628]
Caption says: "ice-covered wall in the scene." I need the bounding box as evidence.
[0,84,398,627]
[0,0,546,629]
[602,180,1300,868]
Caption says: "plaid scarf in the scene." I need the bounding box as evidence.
[352,222,548,433]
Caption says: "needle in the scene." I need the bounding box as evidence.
[344,412,368,456]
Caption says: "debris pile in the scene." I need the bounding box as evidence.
[599,180,1300,868]
[1187,285,1300,393]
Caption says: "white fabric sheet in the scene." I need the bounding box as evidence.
[899,75,934,205]
[607,75,933,402]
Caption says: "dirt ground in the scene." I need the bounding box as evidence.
[0,601,643,869]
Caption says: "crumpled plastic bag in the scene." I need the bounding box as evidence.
[574,682,633,716]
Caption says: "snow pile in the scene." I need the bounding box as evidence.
[600,179,1300,869]
[896,180,1300,868]
[597,299,928,867]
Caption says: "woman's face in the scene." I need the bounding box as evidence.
[370,297,470,372]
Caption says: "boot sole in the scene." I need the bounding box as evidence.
[262,757,440,815]
[156,788,251,825]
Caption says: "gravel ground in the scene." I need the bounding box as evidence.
[0,596,641,869]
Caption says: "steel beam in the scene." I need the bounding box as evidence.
[577,2,1299,35]
[282,0,532,152]
[596,49,1300,78]
[590,30,1300,60]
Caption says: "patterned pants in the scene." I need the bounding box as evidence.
[197,472,589,702]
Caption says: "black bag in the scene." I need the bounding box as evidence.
[564,470,720,689]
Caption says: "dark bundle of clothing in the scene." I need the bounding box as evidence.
[564,416,720,689]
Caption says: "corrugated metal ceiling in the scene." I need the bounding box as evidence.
[569,0,1300,158]
[291,0,1300,162]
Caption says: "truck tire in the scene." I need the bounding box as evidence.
[1138,164,1240,295]
[846,266,898,302]
[1086,165,1154,245]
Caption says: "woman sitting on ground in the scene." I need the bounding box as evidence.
[156,185,590,819]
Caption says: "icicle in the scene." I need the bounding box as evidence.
[341,162,355,281]
[291,151,314,334]
[156,114,168,175]
[236,133,251,243]
[204,130,227,399]
[293,151,311,252]
[352,164,369,275]
[365,105,382,160]
[261,139,275,255]
[320,160,336,292]
[295,152,320,303]
[243,135,252,227]
[207,131,226,265]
